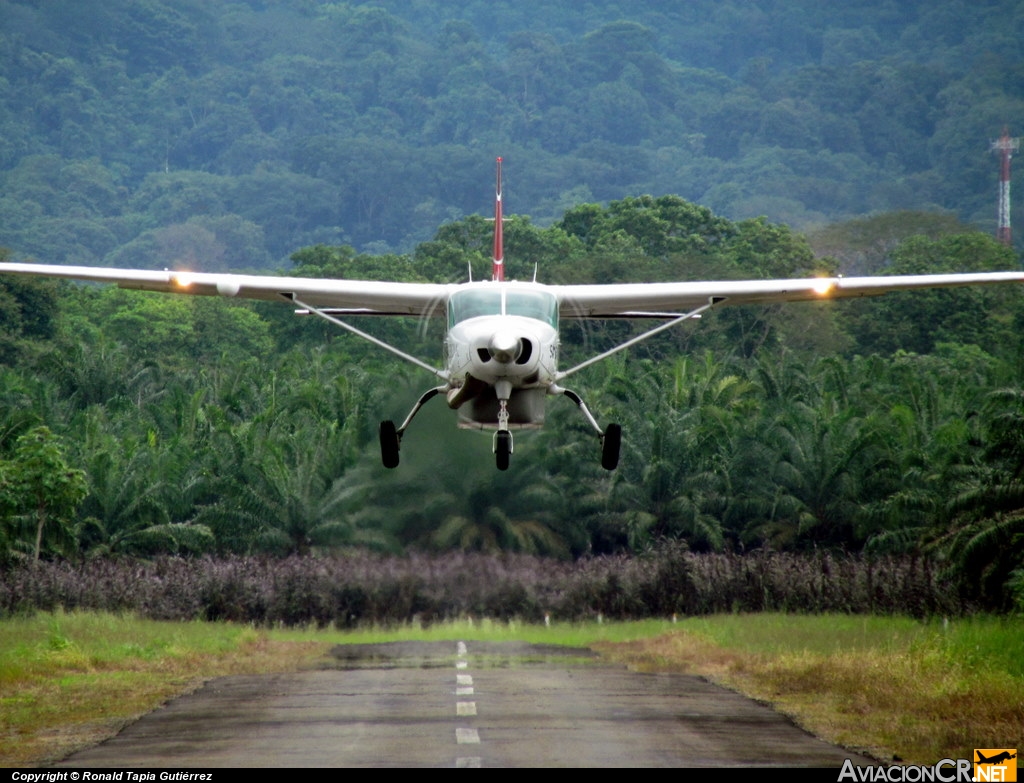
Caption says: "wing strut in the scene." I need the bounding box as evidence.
[555,299,719,382]
[290,295,449,382]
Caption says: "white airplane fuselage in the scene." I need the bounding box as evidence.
[443,282,559,429]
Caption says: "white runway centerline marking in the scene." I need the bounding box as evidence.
[453,642,481,762]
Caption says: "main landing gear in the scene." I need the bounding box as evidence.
[379,420,400,469]
[601,422,621,471]
[377,386,444,471]
[553,385,620,471]
[378,383,621,471]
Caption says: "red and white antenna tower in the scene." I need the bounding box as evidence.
[991,126,1019,246]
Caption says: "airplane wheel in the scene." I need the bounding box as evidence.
[495,430,511,471]
[379,420,400,469]
[601,423,621,470]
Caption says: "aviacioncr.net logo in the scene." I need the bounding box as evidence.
[839,751,1019,783]
[838,759,973,782]
[974,749,1017,782]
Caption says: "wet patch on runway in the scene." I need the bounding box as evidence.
[326,640,600,670]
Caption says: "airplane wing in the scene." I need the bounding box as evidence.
[3,262,1023,320]
[0,262,451,317]
[553,272,1024,318]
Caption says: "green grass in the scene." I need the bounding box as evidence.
[0,610,252,684]
[0,610,321,767]
[598,613,1024,764]
[668,613,1024,676]
[272,616,680,646]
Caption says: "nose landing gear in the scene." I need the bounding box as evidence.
[493,429,512,470]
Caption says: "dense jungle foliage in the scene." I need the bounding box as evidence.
[1,2,1024,612]
[0,202,1023,611]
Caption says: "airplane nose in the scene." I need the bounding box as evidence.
[488,330,522,364]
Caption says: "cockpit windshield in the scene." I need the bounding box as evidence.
[448,288,558,328]
[506,290,558,326]
[448,289,502,325]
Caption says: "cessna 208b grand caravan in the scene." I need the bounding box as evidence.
[3,158,1024,471]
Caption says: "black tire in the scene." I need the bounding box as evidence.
[379,420,400,468]
[601,423,621,470]
[495,430,511,471]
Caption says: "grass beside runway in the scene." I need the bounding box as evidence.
[0,611,325,767]
[0,611,1020,767]
[593,614,1024,765]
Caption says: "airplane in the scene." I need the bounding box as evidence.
[3,157,1024,471]
[976,751,1016,765]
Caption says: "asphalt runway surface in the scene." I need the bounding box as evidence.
[55,641,875,768]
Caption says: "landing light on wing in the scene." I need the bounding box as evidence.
[813,277,836,295]
[172,272,194,289]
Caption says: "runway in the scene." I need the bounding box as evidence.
[55,641,874,767]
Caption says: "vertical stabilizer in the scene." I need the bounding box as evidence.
[492,157,504,282]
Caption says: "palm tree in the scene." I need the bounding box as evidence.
[197,415,379,555]
[43,336,164,411]
[736,359,888,550]
[928,387,1024,608]
[602,354,756,552]
[74,411,214,557]
[852,353,980,553]
[0,367,44,450]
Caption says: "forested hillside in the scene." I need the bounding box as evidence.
[1,0,1023,266]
